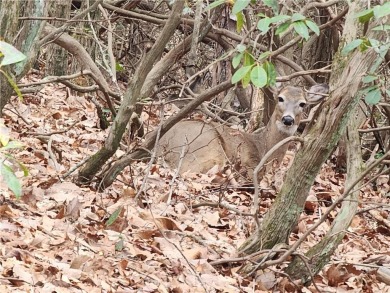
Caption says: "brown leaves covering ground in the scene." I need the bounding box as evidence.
[1,77,390,292]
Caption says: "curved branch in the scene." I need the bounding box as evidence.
[41,24,118,114]
[77,0,185,184]
[39,0,103,46]
[252,136,304,216]
[99,80,233,189]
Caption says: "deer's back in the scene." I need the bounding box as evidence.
[157,120,226,173]
[157,120,262,175]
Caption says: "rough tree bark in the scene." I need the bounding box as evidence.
[77,0,185,184]
[0,0,46,113]
[238,0,387,270]
[81,5,223,189]
[285,105,364,283]
[45,0,72,76]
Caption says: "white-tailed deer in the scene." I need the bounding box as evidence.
[157,84,328,177]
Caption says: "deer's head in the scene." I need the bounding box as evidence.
[274,84,329,135]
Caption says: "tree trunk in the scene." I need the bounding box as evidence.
[45,0,72,76]
[238,0,387,269]
[77,0,185,184]
[285,105,364,283]
[0,0,20,112]
[0,0,46,113]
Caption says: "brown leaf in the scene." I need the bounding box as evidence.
[70,255,91,269]
[154,217,182,231]
[255,270,277,290]
[0,205,14,218]
[326,264,350,286]
[66,196,81,219]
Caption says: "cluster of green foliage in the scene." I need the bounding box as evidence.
[341,2,390,105]
[0,41,28,198]
[207,0,320,89]
[207,0,390,106]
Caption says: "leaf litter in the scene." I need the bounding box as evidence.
[0,77,389,292]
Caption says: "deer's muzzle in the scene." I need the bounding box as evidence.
[282,115,294,126]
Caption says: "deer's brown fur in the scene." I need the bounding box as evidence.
[157,85,328,176]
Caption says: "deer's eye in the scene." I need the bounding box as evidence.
[299,102,306,108]
[278,97,284,102]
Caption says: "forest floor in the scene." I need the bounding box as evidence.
[0,75,390,292]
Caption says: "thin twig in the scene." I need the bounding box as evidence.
[62,157,90,179]
[191,201,252,217]
[26,121,79,136]
[359,126,390,133]
[148,207,208,291]
[18,70,92,87]
[256,150,390,269]
[295,253,322,293]
[134,107,164,200]
[252,136,305,217]
[165,144,187,206]
[39,0,103,46]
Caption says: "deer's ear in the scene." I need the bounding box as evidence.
[306,84,329,104]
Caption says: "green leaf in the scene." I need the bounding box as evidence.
[359,38,372,52]
[236,11,245,32]
[232,0,250,15]
[1,163,22,199]
[0,41,26,66]
[373,3,390,19]
[17,161,29,177]
[362,75,377,84]
[341,39,363,55]
[250,65,267,88]
[293,21,309,40]
[232,52,243,69]
[243,51,255,67]
[115,62,124,72]
[378,43,390,58]
[205,0,225,11]
[359,85,377,95]
[386,89,390,98]
[365,88,381,105]
[369,43,390,72]
[259,16,293,36]
[355,8,373,23]
[106,207,122,226]
[269,15,291,24]
[263,0,279,14]
[115,237,124,252]
[263,61,276,86]
[236,44,246,53]
[291,13,306,22]
[257,17,272,34]
[305,20,320,36]
[275,21,291,35]
[368,38,380,49]
[241,69,251,88]
[258,51,271,61]
[231,65,252,84]
[3,153,29,177]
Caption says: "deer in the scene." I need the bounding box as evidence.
[156,84,329,178]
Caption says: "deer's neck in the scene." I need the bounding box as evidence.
[253,114,297,161]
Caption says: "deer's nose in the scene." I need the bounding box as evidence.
[282,115,294,126]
